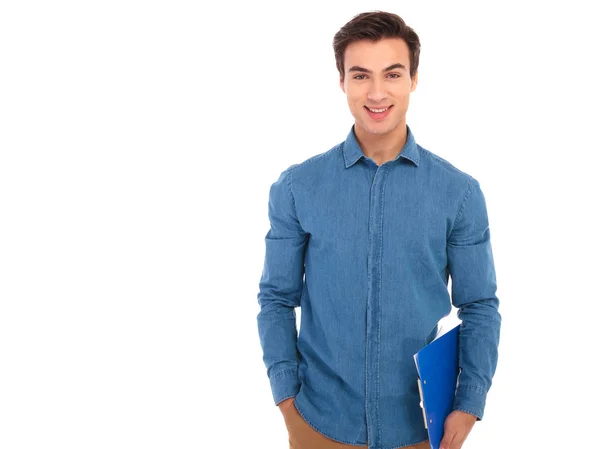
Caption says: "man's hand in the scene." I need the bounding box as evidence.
[278,397,295,418]
[439,410,477,449]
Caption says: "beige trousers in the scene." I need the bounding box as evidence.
[284,402,430,449]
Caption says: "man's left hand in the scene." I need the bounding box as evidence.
[439,410,478,449]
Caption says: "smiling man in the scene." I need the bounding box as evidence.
[342,44,416,166]
[256,11,501,449]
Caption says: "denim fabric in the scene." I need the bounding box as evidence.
[256,124,501,449]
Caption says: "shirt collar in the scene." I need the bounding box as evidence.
[342,124,420,168]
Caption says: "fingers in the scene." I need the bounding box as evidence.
[441,430,467,449]
[439,431,455,449]
[440,410,475,449]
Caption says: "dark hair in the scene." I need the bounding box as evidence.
[333,11,421,80]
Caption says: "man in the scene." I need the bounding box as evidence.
[256,11,501,449]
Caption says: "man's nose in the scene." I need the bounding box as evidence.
[367,79,387,102]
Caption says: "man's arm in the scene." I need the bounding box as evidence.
[447,176,502,421]
[256,167,308,407]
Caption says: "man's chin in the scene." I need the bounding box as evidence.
[360,122,395,136]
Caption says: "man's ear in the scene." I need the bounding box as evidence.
[340,75,346,94]
[410,72,418,92]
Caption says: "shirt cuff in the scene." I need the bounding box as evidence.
[270,369,300,406]
[452,384,487,420]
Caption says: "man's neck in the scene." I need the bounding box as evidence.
[354,121,408,166]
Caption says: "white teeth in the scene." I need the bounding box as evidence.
[367,107,389,113]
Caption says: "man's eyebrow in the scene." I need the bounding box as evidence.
[348,63,407,74]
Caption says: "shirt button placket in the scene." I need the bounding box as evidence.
[365,162,388,449]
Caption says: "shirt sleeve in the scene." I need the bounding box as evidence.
[447,177,502,420]
[256,166,309,406]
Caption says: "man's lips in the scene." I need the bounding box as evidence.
[364,105,393,119]
[365,106,392,111]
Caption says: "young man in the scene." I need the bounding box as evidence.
[256,11,501,449]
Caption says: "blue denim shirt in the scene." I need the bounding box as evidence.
[256,124,501,449]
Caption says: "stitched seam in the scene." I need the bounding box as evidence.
[276,394,296,404]
[285,144,341,212]
[449,176,475,235]
[294,402,359,445]
[365,166,376,443]
[418,145,470,177]
[352,420,367,445]
[290,145,338,172]
[341,141,350,166]
[454,407,482,420]
[271,368,297,381]
[383,439,429,449]
[412,141,421,165]
[377,166,390,446]
[457,383,487,396]
[401,140,420,166]
[285,168,299,218]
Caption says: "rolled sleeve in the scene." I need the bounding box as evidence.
[447,177,502,420]
[256,167,308,406]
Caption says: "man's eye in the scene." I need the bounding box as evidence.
[353,74,400,80]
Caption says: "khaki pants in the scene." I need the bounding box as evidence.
[284,402,430,449]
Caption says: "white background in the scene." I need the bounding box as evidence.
[1,1,599,448]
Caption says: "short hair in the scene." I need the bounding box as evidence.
[333,11,421,80]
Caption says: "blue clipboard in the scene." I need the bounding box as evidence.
[413,324,460,449]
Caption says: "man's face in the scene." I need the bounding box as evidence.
[340,38,417,137]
